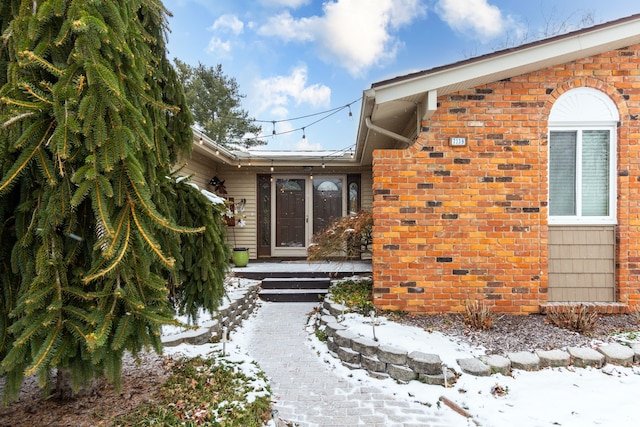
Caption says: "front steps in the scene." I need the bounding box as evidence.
[259,277,331,302]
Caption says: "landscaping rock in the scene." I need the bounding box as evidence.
[361,354,386,373]
[324,321,346,337]
[334,329,358,347]
[597,343,635,367]
[507,351,540,371]
[326,336,338,353]
[419,369,457,386]
[327,302,349,317]
[387,364,416,383]
[336,346,361,365]
[480,354,511,375]
[568,347,605,368]
[633,343,640,364]
[351,336,380,357]
[457,358,491,377]
[377,345,408,365]
[408,351,442,375]
[537,349,570,368]
[320,315,335,326]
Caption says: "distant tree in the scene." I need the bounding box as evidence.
[497,7,595,49]
[174,59,264,148]
[0,0,228,402]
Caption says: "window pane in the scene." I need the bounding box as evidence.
[582,130,609,216]
[549,131,576,216]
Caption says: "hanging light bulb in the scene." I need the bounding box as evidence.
[302,127,306,140]
[199,136,203,145]
[272,121,276,136]
[270,160,274,172]
[321,159,325,169]
[348,105,353,119]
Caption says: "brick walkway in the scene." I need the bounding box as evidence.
[242,302,462,427]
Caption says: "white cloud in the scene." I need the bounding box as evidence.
[259,11,318,42]
[206,37,232,55]
[251,65,331,117]
[436,0,508,40]
[211,14,244,35]
[258,0,427,77]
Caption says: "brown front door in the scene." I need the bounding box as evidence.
[275,178,307,254]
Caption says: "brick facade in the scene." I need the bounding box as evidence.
[372,44,640,314]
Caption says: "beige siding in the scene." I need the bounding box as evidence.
[217,167,258,258]
[361,170,373,211]
[548,226,615,302]
[178,150,219,190]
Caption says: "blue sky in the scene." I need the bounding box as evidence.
[164,0,640,152]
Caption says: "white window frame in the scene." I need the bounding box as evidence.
[547,125,617,225]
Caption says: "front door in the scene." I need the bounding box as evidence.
[273,177,307,256]
[271,175,346,257]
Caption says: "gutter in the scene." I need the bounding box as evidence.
[364,116,413,145]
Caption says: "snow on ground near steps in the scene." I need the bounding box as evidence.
[160,278,640,427]
[312,310,640,427]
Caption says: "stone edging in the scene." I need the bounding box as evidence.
[319,299,640,384]
[161,283,260,347]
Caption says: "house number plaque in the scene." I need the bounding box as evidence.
[450,137,466,146]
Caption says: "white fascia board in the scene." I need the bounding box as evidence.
[372,19,640,105]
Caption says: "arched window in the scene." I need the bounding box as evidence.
[548,88,618,224]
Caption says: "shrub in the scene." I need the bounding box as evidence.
[307,211,373,260]
[328,278,374,315]
[546,304,599,335]
[462,299,494,330]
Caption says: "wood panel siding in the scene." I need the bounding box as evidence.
[548,226,616,302]
[217,168,258,258]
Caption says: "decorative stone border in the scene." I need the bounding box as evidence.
[162,282,260,347]
[319,299,640,383]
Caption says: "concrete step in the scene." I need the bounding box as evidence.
[259,288,328,303]
[261,277,331,290]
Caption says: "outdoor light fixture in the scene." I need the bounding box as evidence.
[199,136,203,145]
[272,121,276,136]
[270,160,274,172]
[348,105,353,118]
[302,127,306,139]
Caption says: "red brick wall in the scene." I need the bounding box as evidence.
[372,45,640,314]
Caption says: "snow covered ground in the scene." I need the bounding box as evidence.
[162,277,640,427]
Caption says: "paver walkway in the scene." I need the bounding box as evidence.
[242,302,462,427]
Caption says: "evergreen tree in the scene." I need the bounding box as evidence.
[174,59,264,148]
[0,0,228,402]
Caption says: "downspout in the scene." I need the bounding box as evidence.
[365,116,414,146]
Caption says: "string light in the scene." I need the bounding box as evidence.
[302,127,306,140]
[209,98,360,144]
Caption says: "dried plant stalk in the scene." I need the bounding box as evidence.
[546,304,599,335]
[463,299,494,330]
